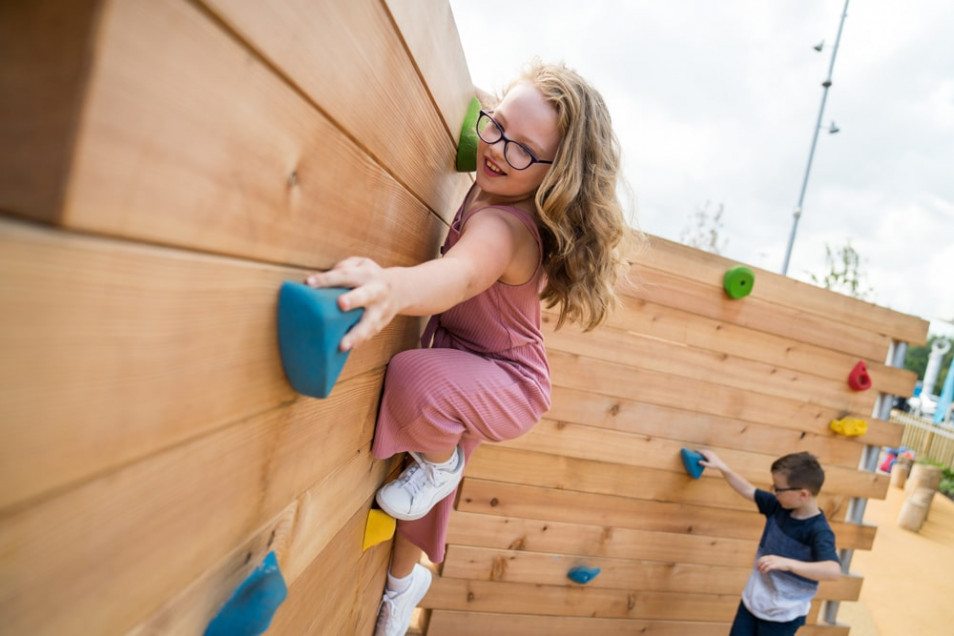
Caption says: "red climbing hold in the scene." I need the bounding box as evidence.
[848,360,872,391]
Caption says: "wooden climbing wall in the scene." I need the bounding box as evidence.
[0,0,472,633]
[427,239,928,635]
[0,1,930,635]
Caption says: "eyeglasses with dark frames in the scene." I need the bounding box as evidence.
[771,485,802,493]
[475,110,554,171]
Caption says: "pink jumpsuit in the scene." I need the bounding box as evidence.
[370,194,551,563]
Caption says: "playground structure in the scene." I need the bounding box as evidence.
[0,1,930,634]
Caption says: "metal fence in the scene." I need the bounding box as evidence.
[890,410,954,470]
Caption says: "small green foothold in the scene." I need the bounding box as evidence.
[455,97,482,172]
[723,265,755,299]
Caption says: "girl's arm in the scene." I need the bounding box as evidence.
[698,450,756,502]
[306,208,532,351]
[755,555,842,581]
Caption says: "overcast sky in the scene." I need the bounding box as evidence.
[448,0,954,339]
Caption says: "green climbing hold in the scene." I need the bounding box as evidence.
[723,265,755,299]
[455,96,481,172]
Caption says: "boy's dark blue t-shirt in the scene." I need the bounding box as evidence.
[741,489,840,622]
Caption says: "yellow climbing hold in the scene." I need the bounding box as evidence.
[363,509,396,551]
[830,416,868,437]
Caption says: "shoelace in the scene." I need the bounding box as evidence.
[375,594,395,633]
[398,452,442,497]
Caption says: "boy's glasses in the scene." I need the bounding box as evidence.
[476,111,554,171]
[771,485,802,493]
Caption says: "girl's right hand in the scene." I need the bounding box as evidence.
[305,257,399,352]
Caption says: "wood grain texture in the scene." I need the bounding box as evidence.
[635,236,929,346]
[201,0,470,219]
[446,511,756,569]
[456,479,876,551]
[545,317,881,414]
[424,576,739,621]
[0,396,391,635]
[0,0,101,222]
[596,298,917,398]
[0,219,418,509]
[544,386,869,470]
[427,610,729,636]
[59,0,456,268]
[546,349,902,449]
[624,267,893,361]
[383,0,475,143]
[440,545,861,602]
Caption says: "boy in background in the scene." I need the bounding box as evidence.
[699,450,842,635]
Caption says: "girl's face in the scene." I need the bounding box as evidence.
[475,82,561,203]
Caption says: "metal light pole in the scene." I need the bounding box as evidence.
[781,0,850,275]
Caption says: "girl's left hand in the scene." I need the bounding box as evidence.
[305,257,399,351]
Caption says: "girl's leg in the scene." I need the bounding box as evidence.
[421,448,456,463]
[388,531,423,578]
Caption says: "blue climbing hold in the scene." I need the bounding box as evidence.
[205,551,288,636]
[680,448,706,479]
[277,282,364,399]
[567,566,601,584]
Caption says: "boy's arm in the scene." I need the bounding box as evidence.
[755,555,842,581]
[698,450,756,501]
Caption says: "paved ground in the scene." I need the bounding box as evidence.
[835,482,954,635]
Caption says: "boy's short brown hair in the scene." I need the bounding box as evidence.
[772,452,825,495]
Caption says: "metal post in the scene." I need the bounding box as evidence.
[781,0,850,275]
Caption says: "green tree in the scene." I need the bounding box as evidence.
[679,201,727,255]
[808,241,874,301]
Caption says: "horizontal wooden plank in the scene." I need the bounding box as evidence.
[202,0,469,217]
[545,318,880,415]
[468,444,747,512]
[441,545,861,603]
[62,0,457,268]
[383,0,474,144]
[442,545,751,595]
[427,610,850,636]
[0,218,418,509]
[468,445,858,520]
[545,385,867,470]
[624,267,892,361]
[446,511,755,569]
[456,479,877,551]
[636,236,929,346]
[495,422,887,500]
[547,349,902,449]
[0,0,100,222]
[424,576,738,621]
[591,299,917,398]
[0,386,389,635]
[427,610,728,636]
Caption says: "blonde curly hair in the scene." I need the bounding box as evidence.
[510,61,635,331]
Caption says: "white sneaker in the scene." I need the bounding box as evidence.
[374,563,432,636]
[375,447,465,521]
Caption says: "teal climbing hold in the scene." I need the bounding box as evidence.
[205,551,287,636]
[723,265,755,299]
[455,96,481,172]
[567,566,601,584]
[277,281,364,399]
[680,448,705,479]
